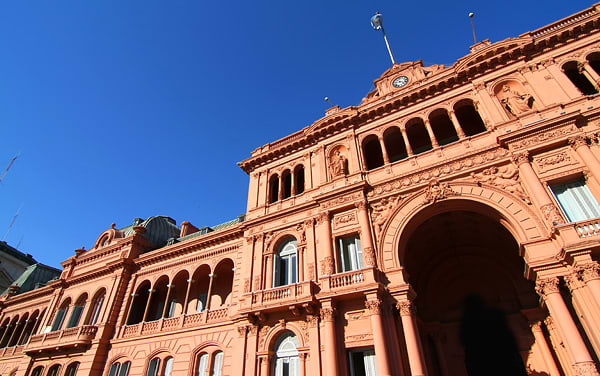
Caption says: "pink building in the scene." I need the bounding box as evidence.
[2,4,600,376]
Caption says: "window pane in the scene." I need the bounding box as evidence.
[551,179,600,222]
[290,255,297,284]
[31,367,43,376]
[164,358,173,376]
[66,305,84,328]
[65,363,79,376]
[196,294,208,312]
[108,363,120,376]
[167,299,176,318]
[118,362,130,376]
[146,358,160,376]
[90,296,104,325]
[212,351,223,376]
[51,309,66,331]
[197,353,208,376]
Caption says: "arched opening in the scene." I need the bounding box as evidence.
[31,366,44,376]
[383,126,408,162]
[85,289,105,325]
[65,362,80,376]
[66,293,87,328]
[405,118,433,155]
[0,318,10,346]
[429,109,458,146]
[400,208,539,376]
[127,281,151,324]
[210,259,234,309]
[32,309,45,336]
[1,316,19,347]
[362,135,384,170]
[108,361,131,376]
[587,52,600,77]
[269,174,279,204]
[147,276,170,321]
[453,100,486,136]
[562,61,598,96]
[190,265,211,313]
[46,364,60,376]
[294,165,305,195]
[273,331,300,375]
[197,353,209,376]
[211,351,223,376]
[8,313,28,347]
[51,298,71,331]
[168,270,190,318]
[282,170,292,199]
[19,310,39,345]
[163,357,173,376]
[273,238,298,287]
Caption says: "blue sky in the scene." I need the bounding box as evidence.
[0,1,586,267]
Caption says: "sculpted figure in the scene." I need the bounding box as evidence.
[330,150,347,177]
[372,196,401,236]
[501,85,533,116]
[472,166,531,204]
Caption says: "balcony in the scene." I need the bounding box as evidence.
[319,267,379,297]
[240,281,315,314]
[120,307,231,339]
[24,325,97,354]
[554,217,600,246]
[0,345,24,357]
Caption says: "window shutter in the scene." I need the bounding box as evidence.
[363,350,377,376]
[197,354,208,376]
[355,237,364,269]
[146,358,160,376]
[108,363,120,376]
[273,255,281,287]
[212,352,223,376]
[163,358,173,376]
[118,362,130,376]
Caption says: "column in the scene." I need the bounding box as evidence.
[583,62,600,83]
[142,289,155,322]
[400,128,414,156]
[423,119,439,147]
[448,110,467,139]
[581,262,600,311]
[355,201,376,267]
[569,136,600,187]
[512,152,564,225]
[161,284,174,318]
[0,324,13,347]
[260,355,270,376]
[316,212,335,276]
[265,254,274,289]
[536,277,599,375]
[365,298,392,376]
[205,274,215,310]
[278,175,283,201]
[397,300,427,376]
[321,303,339,376]
[564,272,600,354]
[298,245,305,282]
[579,62,600,91]
[530,321,562,376]
[378,136,390,164]
[124,293,138,325]
[299,352,307,376]
[182,279,194,315]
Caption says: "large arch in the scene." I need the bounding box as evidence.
[378,181,547,272]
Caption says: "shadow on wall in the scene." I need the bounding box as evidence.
[459,294,528,376]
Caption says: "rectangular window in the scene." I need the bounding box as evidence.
[338,236,364,273]
[550,179,600,222]
[196,293,208,312]
[348,349,377,376]
[50,308,67,331]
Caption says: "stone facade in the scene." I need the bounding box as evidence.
[2,4,600,376]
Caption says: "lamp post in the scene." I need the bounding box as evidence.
[371,12,396,65]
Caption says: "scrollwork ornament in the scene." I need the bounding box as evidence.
[320,307,336,322]
[315,212,329,225]
[422,180,459,205]
[237,325,249,337]
[320,256,334,275]
[365,299,383,315]
[573,361,600,376]
[396,301,416,316]
[564,272,584,291]
[568,135,588,149]
[511,151,530,166]
[581,262,600,282]
[355,201,367,210]
[535,277,560,297]
[303,218,314,228]
[363,246,375,267]
[540,203,564,225]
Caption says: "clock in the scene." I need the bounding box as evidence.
[392,76,409,88]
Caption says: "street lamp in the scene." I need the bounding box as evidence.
[371,12,396,65]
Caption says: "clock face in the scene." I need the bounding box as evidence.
[392,76,409,88]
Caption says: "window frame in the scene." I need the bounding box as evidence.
[337,235,364,273]
[549,177,600,223]
[273,239,298,288]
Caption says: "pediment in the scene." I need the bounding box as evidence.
[303,107,357,136]
[454,36,533,73]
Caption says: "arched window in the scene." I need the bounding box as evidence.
[146,358,161,376]
[587,52,600,76]
[31,367,44,376]
[273,332,299,376]
[211,352,223,376]
[269,175,280,204]
[163,357,173,376]
[108,361,131,376]
[383,127,407,162]
[282,170,292,199]
[47,365,60,376]
[197,353,209,376]
[563,61,598,96]
[453,100,486,137]
[405,118,433,154]
[66,295,87,328]
[294,165,305,195]
[86,290,105,325]
[429,109,458,146]
[362,135,384,170]
[273,239,298,287]
[51,299,70,331]
[127,281,150,325]
[64,362,79,376]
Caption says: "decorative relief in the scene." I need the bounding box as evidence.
[306,314,319,328]
[422,180,459,205]
[321,192,363,209]
[496,83,535,117]
[345,310,365,321]
[366,148,509,199]
[308,262,315,280]
[371,195,402,236]
[510,124,578,151]
[296,223,306,243]
[253,275,261,291]
[535,277,560,297]
[248,325,259,336]
[303,218,314,228]
[568,135,588,149]
[332,211,358,230]
[573,362,600,376]
[345,333,373,342]
[320,256,334,276]
[237,325,249,337]
[564,272,584,291]
[363,246,375,267]
[396,301,416,316]
[365,299,383,315]
[315,212,329,225]
[534,150,572,171]
[540,203,564,225]
[243,278,250,293]
[470,165,531,204]
[329,148,348,178]
[580,262,600,282]
[320,307,336,322]
[511,151,530,166]
[258,326,270,348]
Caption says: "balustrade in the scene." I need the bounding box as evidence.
[240,281,315,313]
[24,325,97,354]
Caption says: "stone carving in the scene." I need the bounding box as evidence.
[535,277,560,297]
[363,246,375,267]
[296,223,306,243]
[237,325,248,337]
[307,262,315,280]
[264,231,274,250]
[422,180,459,204]
[535,151,571,170]
[511,151,530,166]
[329,150,347,177]
[243,278,250,293]
[320,256,334,276]
[510,124,578,150]
[333,212,357,230]
[500,85,534,116]
[471,165,530,204]
[320,307,336,322]
[248,325,259,336]
[315,212,329,225]
[573,362,600,376]
[580,262,600,282]
[564,272,584,291]
[396,301,416,316]
[321,192,363,209]
[258,325,270,348]
[365,299,382,315]
[303,218,314,228]
[540,203,564,225]
[253,275,261,291]
[371,195,402,236]
[568,135,588,149]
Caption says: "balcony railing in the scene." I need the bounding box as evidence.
[554,217,600,245]
[575,218,600,238]
[320,267,378,294]
[24,325,97,354]
[120,307,231,338]
[240,281,315,313]
[0,345,24,357]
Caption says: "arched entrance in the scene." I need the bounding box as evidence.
[401,209,540,376]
